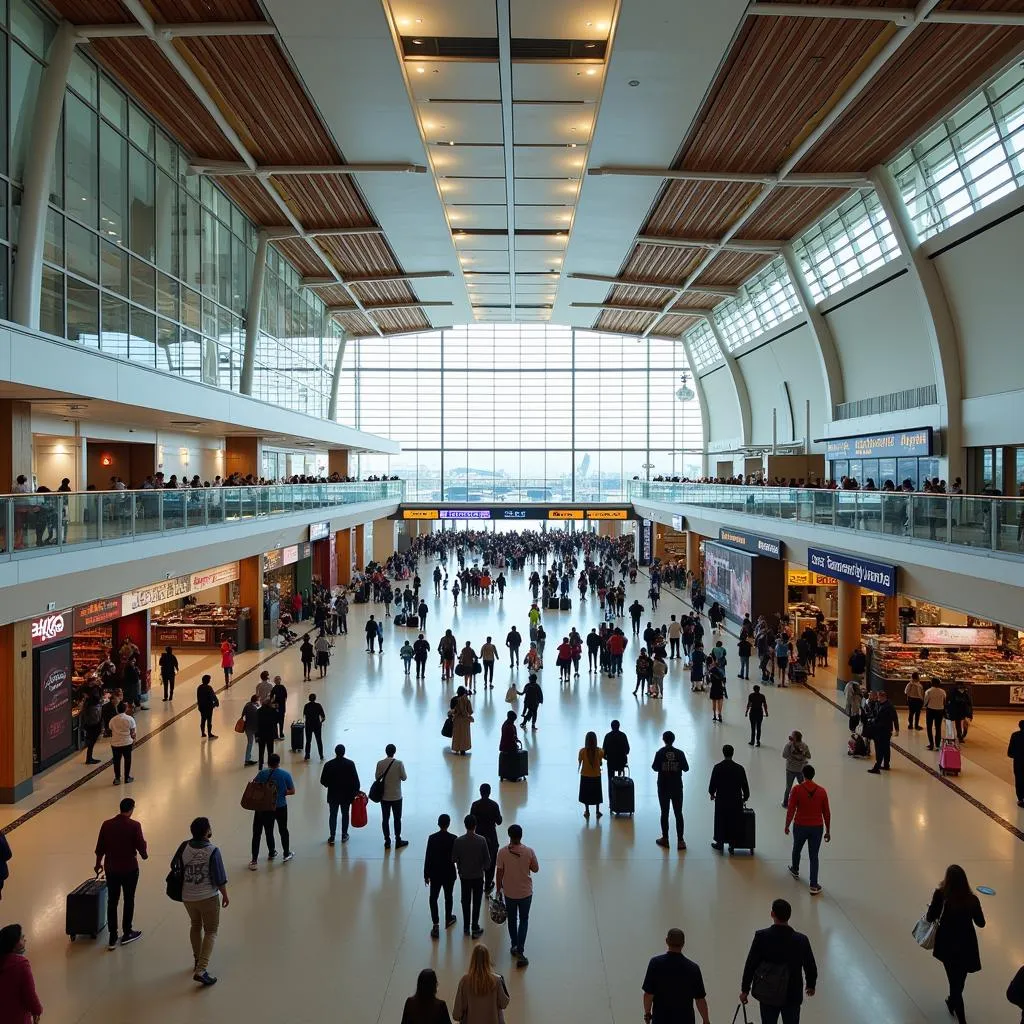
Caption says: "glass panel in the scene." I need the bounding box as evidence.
[66,277,98,347]
[128,146,155,260]
[157,272,178,321]
[65,93,98,227]
[100,293,128,357]
[44,207,62,264]
[10,44,42,182]
[128,103,154,156]
[130,256,155,310]
[155,170,177,274]
[11,0,54,59]
[181,285,201,332]
[99,122,126,245]
[68,51,97,107]
[100,239,127,295]
[40,265,63,335]
[129,306,156,366]
[66,220,98,281]
[155,129,175,176]
[99,76,126,131]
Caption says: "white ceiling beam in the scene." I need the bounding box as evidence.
[77,21,278,39]
[925,11,1024,26]
[569,273,738,297]
[749,4,1024,27]
[571,302,665,314]
[302,270,454,288]
[589,167,873,188]
[636,235,783,253]
[496,0,518,320]
[188,161,427,176]
[262,226,389,241]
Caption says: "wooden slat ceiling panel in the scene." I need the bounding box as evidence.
[349,280,422,306]
[272,175,373,232]
[656,314,700,338]
[374,307,431,333]
[736,185,848,240]
[679,17,888,173]
[621,245,708,282]
[217,175,288,225]
[44,0,132,20]
[317,285,350,308]
[317,235,413,288]
[694,251,772,287]
[148,0,263,19]
[607,284,674,307]
[180,36,338,164]
[644,181,761,237]
[798,21,1024,171]
[594,309,659,335]
[333,312,377,337]
[272,238,329,277]
[673,291,734,310]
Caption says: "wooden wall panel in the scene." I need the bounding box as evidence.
[0,620,34,802]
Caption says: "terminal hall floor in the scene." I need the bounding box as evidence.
[3,562,1023,1024]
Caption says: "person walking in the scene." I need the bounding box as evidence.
[299,635,314,681]
[496,823,539,969]
[904,671,925,731]
[470,784,502,894]
[740,898,817,1023]
[505,626,522,669]
[866,690,899,774]
[109,701,136,785]
[196,674,219,740]
[924,678,947,750]
[81,692,103,765]
[1008,720,1024,807]
[947,681,974,742]
[738,633,752,680]
[303,693,326,761]
[314,632,331,678]
[0,924,43,1022]
[667,615,682,659]
[650,651,668,699]
[785,764,830,895]
[452,815,490,939]
[708,662,726,721]
[239,693,259,767]
[709,745,750,853]
[480,636,498,689]
[518,673,543,730]
[844,678,864,733]
[248,753,295,870]
[256,697,278,769]
[452,944,510,1024]
[925,864,985,1024]
[220,640,235,687]
[414,633,431,681]
[586,628,601,672]
[375,743,409,849]
[641,927,710,1024]
[320,743,360,844]
[402,968,452,1024]
[781,731,811,807]
[400,638,415,675]
[602,720,630,776]
[450,686,474,756]
[653,730,689,850]
[578,731,605,820]
[177,816,229,987]
[746,685,768,746]
[424,814,458,939]
[159,646,179,701]
[94,796,147,950]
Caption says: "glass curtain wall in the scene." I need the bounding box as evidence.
[3,0,338,418]
[339,325,704,501]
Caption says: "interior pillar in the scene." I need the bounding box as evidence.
[329,449,350,478]
[0,621,34,803]
[372,517,395,564]
[335,528,352,585]
[354,524,365,571]
[837,580,863,688]
[686,530,702,576]
[239,554,264,648]
[225,436,263,480]
[883,596,901,636]
[0,400,33,489]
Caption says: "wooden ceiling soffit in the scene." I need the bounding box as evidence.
[692,250,772,288]
[594,309,660,335]
[735,184,848,240]
[643,180,764,239]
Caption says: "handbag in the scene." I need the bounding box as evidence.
[165,841,188,902]
[912,912,937,950]
[488,894,507,924]
[505,684,518,704]
[241,771,279,812]
[233,715,246,734]
[350,792,368,829]
[750,960,790,1007]
[442,715,454,738]
[368,758,395,803]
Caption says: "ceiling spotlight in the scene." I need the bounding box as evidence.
[569,143,578,148]
[448,140,455,146]
[415,17,423,23]
[412,38,423,45]
[586,68,597,76]
[585,20,593,26]
[416,67,425,74]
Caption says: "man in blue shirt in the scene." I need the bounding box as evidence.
[248,753,295,870]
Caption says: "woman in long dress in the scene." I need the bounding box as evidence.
[578,730,605,819]
[450,686,473,756]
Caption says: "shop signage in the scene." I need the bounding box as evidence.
[671,514,684,532]
[904,625,998,648]
[263,548,284,571]
[37,640,73,763]
[282,545,299,566]
[824,427,933,460]
[403,509,440,519]
[122,575,192,614]
[718,528,781,559]
[30,610,72,647]
[639,519,653,566]
[1010,685,1024,706]
[807,547,896,596]
[586,509,629,520]
[787,569,838,587]
[189,562,239,593]
[73,598,123,632]
[440,509,492,520]
[549,509,584,520]
[309,521,331,542]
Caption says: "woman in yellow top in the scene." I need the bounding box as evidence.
[578,730,605,819]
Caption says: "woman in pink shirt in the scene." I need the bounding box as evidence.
[0,924,43,1024]
[220,641,235,687]
[495,824,540,969]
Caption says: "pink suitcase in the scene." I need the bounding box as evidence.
[938,740,961,776]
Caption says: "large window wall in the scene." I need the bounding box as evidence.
[3,0,340,418]
[337,325,704,500]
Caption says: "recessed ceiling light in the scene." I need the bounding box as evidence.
[596,21,609,30]
[585,20,593,26]
[412,38,423,45]
[586,68,597,76]
[415,17,423,23]
[628,79,640,87]
[448,140,455,146]
[569,143,577,148]
[416,67,425,74]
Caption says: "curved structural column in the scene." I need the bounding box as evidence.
[702,313,753,447]
[240,230,270,396]
[327,331,348,422]
[870,165,964,481]
[677,333,711,476]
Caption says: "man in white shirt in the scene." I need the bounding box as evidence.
[374,743,408,849]
[109,702,137,784]
[667,616,683,659]
[496,823,540,968]
[923,679,947,750]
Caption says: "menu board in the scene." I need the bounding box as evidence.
[1010,685,1024,705]
[37,640,73,764]
[904,625,998,648]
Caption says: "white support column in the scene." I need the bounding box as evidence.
[781,243,845,416]
[678,333,711,477]
[240,229,269,396]
[327,330,348,422]
[705,316,753,446]
[870,165,964,480]
[11,23,78,329]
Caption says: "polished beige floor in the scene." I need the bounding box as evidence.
[4,559,1024,1024]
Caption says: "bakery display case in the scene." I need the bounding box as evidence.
[151,604,250,652]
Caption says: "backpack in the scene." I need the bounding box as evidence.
[751,960,790,1007]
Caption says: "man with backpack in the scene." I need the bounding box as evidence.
[248,753,295,870]
[173,816,229,987]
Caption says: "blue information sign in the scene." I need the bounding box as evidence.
[807,547,897,596]
[718,527,782,559]
[825,427,932,460]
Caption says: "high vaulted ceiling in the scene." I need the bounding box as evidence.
[45,0,1024,341]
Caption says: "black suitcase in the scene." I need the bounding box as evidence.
[609,771,635,815]
[66,877,107,940]
[499,748,529,782]
[546,597,559,610]
[559,596,571,611]
[394,613,406,626]
[733,806,756,853]
[290,720,305,752]
[406,615,419,629]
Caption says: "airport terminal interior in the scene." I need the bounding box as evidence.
[0,1,1023,1022]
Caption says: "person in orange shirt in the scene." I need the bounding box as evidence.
[784,764,831,896]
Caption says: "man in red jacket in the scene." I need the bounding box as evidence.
[94,797,149,950]
[784,764,831,896]
[606,629,627,677]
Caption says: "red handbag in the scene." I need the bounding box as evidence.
[350,792,368,829]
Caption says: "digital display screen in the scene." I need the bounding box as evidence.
[548,509,584,520]
[440,509,492,520]
[37,640,73,765]
[704,542,753,620]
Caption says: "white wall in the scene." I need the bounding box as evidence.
[33,436,81,490]
[155,433,225,483]
[823,271,935,399]
[700,366,742,448]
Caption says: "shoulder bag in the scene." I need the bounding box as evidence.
[912,913,937,950]
[240,769,279,812]
[751,960,790,1007]
[441,714,454,738]
[369,758,394,803]
[165,840,188,902]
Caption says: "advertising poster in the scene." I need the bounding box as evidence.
[37,640,73,765]
[704,541,752,621]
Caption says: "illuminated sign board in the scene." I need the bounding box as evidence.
[548,509,584,520]
[440,509,492,520]
[403,509,439,520]
[718,527,782,559]
[73,598,123,632]
[586,509,628,520]
[825,427,933,460]
[309,521,330,542]
[31,610,72,647]
[671,514,684,532]
[807,547,896,596]
[398,505,637,521]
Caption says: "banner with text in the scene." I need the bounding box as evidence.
[807,547,897,596]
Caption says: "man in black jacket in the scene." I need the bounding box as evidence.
[423,813,458,939]
[319,744,360,845]
[412,634,431,680]
[196,674,219,739]
[602,720,630,776]
[740,898,817,1023]
[1008,719,1024,808]
[506,626,522,668]
[270,676,288,741]
[159,646,178,701]
[708,745,750,853]
[866,690,900,774]
[469,783,503,893]
[652,730,689,851]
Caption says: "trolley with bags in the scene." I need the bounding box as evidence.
[938,719,962,776]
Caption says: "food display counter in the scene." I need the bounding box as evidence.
[150,605,249,652]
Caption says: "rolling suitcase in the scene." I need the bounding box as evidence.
[938,739,961,776]
[66,876,108,940]
[499,748,529,782]
[406,615,419,629]
[732,806,756,854]
[394,613,406,626]
[559,596,571,611]
[609,770,634,815]
[546,597,559,611]
[290,720,305,753]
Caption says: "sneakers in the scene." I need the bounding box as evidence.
[282,852,295,863]
[677,840,687,851]
[430,925,440,939]
[655,836,670,848]
[125,776,134,783]
[809,884,823,895]
[112,778,121,785]
[867,767,881,774]
[107,938,118,951]
[244,760,257,767]
[120,930,142,946]
[207,733,218,740]
[341,833,350,843]
[86,758,101,764]
[471,927,484,939]
[517,955,529,968]
[395,839,409,849]
[193,971,218,987]
[788,865,800,879]
[328,836,335,845]
[268,850,278,859]
[248,861,258,871]
[384,839,392,849]
[445,915,458,929]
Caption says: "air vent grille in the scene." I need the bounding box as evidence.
[834,385,937,420]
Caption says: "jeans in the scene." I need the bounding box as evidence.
[658,787,684,841]
[460,877,484,930]
[429,878,455,925]
[873,734,892,769]
[244,731,255,763]
[200,709,214,736]
[184,895,220,973]
[162,676,174,700]
[305,723,323,759]
[739,656,750,679]
[106,868,138,939]
[759,1005,801,1024]
[415,658,427,679]
[749,715,763,745]
[112,744,133,780]
[251,807,290,860]
[257,737,275,769]
[791,824,823,886]
[926,709,944,746]
[669,638,680,658]
[907,698,923,729]
[506,894,532,953]
[943,962,968,1024]
[483,661,494,685]
[588,650,598,671]
[783,770,802,806]
[382,798,403,841]
[328,800,350,839]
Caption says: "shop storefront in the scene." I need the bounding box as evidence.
[310,521,336,590]
[30,611,74,772]
[263,542,312,634]
[785,566,893,644]
[824,428,939,489]
[704,528,784,624]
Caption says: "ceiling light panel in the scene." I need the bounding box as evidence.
[515,205,574,230]
[430,145,505,177]
[408,61,502,101]
[512,63,604,102]
[513,105,593,146]
[514,177,579,204]
[393,5,496,37]
[513,146,587,177]
[442,178,507,204]
[510,0,615,39]
[420,102,503,145]
[448,206,509,229]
